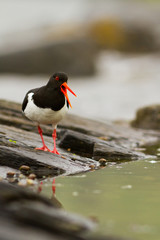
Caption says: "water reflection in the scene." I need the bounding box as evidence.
[40,159,160,240]
[38,179,63,208]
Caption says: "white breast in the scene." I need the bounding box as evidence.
[24,92,67,125]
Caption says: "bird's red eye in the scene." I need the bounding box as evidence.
[55,76,59,81]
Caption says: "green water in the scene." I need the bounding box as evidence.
[42,159,160,240]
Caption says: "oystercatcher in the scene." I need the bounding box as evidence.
[22,72,76,155]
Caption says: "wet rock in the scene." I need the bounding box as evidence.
[59,130,94,158]
[0,123,97,177]
[1,99,160,181]
[59,129,147,161]
[93,142,142,161]
[131,104,160,130]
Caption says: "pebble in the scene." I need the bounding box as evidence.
[28,173,36,180]
[89,165,95,170]
[98,158,107,166]
[27,179,34,186]
[19,165,30,171]
[6,171,15,178]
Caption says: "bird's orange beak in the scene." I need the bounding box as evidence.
[60,82,77,108]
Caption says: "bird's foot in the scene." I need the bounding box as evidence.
[50,148,60,155]
[35,145,51,152]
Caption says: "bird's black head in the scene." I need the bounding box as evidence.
[48,72,68,88]
[47,72,76,108]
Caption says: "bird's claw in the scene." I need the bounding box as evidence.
[35,146,60,155]
[35,146,51,152]
[50,148,60,155]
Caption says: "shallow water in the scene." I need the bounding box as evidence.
[41,158,160,240]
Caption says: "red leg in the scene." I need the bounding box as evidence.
[51,128,60,155]
[36,125,51,152]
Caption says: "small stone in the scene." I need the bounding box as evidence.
[6,171,15,178]
[27,179,34,186]
[98,158,107,166]
[28,173,36,180]
[19,165,30,171]
[89,165,95,170]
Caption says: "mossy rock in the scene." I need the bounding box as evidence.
[89,19,126,50]
[131,105,160,130]
[89,19,156,52]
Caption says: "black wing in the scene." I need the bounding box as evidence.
[22,88,39,112]
[22,93,28,112]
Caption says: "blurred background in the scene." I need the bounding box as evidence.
[0,0,160,121]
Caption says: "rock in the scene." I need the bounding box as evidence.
[59,130,94,158]
[19,165,30,171]
[59,129,146,161]
[89,19,157,52]
[0,125,97,177]
[98,158,107,166]
[0,99,157,240]
[0,38,97,77]
[0,99,160,181]
[28,173,36,180]
[131,104,160,130]
[6,171,15,178]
